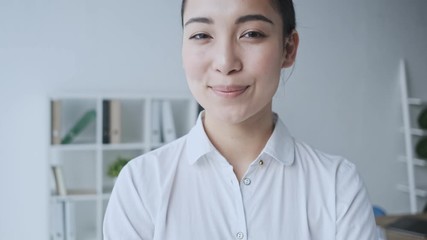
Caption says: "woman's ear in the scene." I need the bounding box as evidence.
[282,31,299,68]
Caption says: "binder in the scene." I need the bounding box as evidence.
[109,100,121,144]
[102,100,110,144]
[51,100,62,145]
[50,202,65,240]
[151,100,162,145]
[161,100,176,143]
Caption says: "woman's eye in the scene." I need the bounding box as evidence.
[241,31,266,39]
[189,33,211,40]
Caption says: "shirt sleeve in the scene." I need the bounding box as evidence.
[335,160,378,240]
[103,163,154,240]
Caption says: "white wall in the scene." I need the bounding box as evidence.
[0,0,426,239]
[274,0,427,214]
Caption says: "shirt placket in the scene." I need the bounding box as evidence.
[223,165,247,240]
[240,158,266,240]
[232,158,266,240]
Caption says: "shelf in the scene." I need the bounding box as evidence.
[52,192,98,202]
[399,127,426,136]
[398,156,427,167]
[410,128,427,136]
[397,184,427,198]
[102,142,145,150]
[51,142,148,151]
[77,231,97,240]
[49,95,197,240]
[398,60,427,213]
[408,98,427,106]
[51,144,97,151]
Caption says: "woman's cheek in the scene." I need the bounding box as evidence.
[184,49,204,71]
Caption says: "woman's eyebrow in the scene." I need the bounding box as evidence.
[184,14,273,27]
[235,14,274,25]
[184,17,213,27]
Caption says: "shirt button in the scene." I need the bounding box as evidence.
[259,160,264,166]
[243,178,251,185]
[236,232,244,239]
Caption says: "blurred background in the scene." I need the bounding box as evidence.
[0,0,426,239]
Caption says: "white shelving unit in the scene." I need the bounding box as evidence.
[397,60,427,213]
[48,94,198,240]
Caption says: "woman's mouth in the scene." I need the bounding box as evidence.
[209,85,250,98]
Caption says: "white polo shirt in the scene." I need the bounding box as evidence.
[103,113,377,240]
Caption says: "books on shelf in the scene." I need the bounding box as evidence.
[102,100,110,144]
[64,202,76,240]
[48,95,196,240]
[110,100,121,144]
[151,100,162,145]
[161,100,176,143]
[103,100,122,144]
[150,100,177,145]
[50,201,65,240]
[61,109,96,144]
[52,165,67,196]
[51,100,62,145]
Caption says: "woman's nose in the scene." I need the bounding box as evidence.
[212,40,242,75]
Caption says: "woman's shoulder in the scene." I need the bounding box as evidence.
[119,135,189,187]
[292,139,366,205]
[292,139,356,174]
[129,136,187,167]
[114,136,189,201]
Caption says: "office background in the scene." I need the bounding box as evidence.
[1,0,426,239]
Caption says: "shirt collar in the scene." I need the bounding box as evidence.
[262,113,295,166]
[185,112,295,166]
[186,111,216,165]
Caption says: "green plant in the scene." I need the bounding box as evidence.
[419,107,427,130]
[416,137,427,160]
[107,157,130,177]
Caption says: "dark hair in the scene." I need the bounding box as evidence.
[181,0,296,37]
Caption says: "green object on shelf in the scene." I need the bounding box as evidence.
[61,109,96,144]
[419,107,427,130]
[108,157,130,177]
[415,137,427,160]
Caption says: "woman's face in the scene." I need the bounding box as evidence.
[182,0,295,125]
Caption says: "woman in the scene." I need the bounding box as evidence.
[103,0,378,239]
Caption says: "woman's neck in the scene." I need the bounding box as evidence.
[202,107,275,180]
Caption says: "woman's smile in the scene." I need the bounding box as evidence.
[209,85,250,98]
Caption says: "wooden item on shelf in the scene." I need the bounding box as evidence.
[109,100,121,144]
[386,216,427,238]
[51,100,62,145]
[376,214,427,240]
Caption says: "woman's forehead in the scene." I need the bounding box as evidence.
[183,0,279,21]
